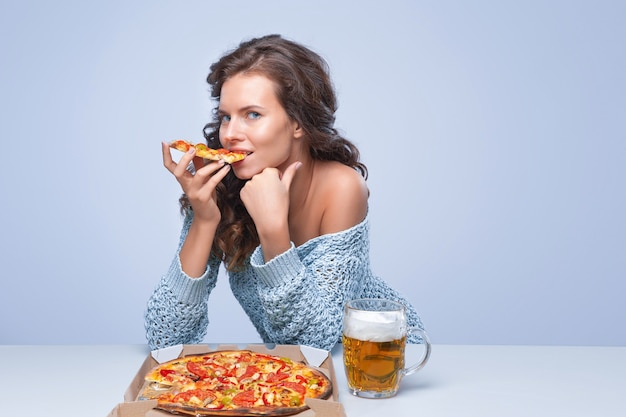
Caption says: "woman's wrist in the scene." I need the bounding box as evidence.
[179,217,218,278]
[257,224,291,263]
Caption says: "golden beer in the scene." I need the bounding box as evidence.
[342,299,430,398]
[342,334,406,395]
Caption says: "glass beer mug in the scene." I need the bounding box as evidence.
[342,298,431,398]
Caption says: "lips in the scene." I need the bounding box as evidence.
[231,150,252,158]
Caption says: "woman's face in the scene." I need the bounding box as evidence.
[218,73,303,179]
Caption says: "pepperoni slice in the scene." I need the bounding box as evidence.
[186,361,209,379]
[240,365,259,379]
[266,371,290,383]
[280,381,306,395]
[232,390,256,407]
[173,389,216,404]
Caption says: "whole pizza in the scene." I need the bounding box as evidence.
[139,350,333,416]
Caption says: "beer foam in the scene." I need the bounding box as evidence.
[343,310,404,342]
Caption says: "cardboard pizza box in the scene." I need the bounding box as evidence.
[106,343,347,417]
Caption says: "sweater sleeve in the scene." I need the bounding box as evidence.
[359,276,427,344]
[245,228,368,351]
[144,212,220,349]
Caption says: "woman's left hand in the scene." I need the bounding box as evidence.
[240,161,301,228]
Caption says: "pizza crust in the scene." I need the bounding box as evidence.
[157,402,308,417]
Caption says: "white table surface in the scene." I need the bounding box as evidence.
[0,344,624,417]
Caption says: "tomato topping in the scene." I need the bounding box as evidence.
[266,371,290,383]
[280,381,306,395]
[186,361,209,379]
[232,390,256,407]
[170,140,191,151]
[206,363,229,377]
[173,389,216,403]
[240,365,259,379]
[160,369,176,377]
[295,375,308,385]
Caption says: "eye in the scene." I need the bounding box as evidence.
[220,114,231,124]
[247,111,261,120]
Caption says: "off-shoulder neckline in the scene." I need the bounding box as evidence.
[295,214,369,250]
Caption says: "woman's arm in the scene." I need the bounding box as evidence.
[144,213,221,349]
[235,164,370,350]
[234,222,370,351]
[178,215,220,278]
[161,141,228,277]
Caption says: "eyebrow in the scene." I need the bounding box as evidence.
[218,104,264,115]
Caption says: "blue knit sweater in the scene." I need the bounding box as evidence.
[145,213,425,351]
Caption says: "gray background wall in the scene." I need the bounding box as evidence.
[1,0,624,346]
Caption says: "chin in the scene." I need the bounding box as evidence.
[231,166,256,180]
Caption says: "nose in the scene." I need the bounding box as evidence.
[220,118,244,148]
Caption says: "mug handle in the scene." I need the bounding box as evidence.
[403,328,431,376]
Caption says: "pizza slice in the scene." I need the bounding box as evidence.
[169,140,247,164]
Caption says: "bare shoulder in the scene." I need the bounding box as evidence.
[315,161,369,234]
[317,161,368,198]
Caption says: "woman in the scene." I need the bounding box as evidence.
[145,34,425,350]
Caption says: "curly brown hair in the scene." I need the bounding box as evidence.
[180,34,367,271]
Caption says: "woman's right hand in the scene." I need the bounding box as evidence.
[162,142,231,223]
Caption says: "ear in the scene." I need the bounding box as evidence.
[292,121,304,139]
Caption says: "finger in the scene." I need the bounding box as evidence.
[172,147,197,178]
[162,142,177,173]
[195,162,230,193]
[280,161,302,190]
[194,159,227,180]
[208,162,231,185]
